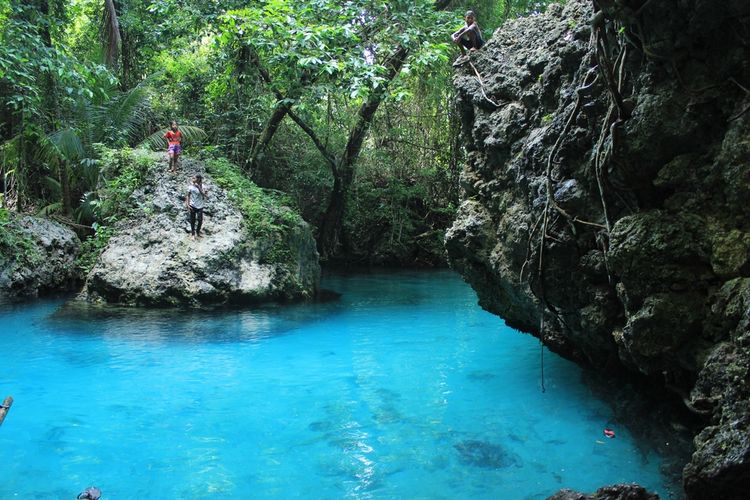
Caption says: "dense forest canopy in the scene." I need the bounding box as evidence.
[0,0,559,264]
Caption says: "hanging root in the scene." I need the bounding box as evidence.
[468,61,501,109]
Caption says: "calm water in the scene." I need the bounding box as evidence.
[0,270,682,499]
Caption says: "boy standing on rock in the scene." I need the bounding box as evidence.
[164,121,182,173]
[186,175,207,238]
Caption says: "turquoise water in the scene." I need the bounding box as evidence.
[0,270,680,499]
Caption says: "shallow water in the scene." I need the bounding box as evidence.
[0,270,682,498]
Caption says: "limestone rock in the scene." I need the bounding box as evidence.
[446,0,750,497]
[82,157,320,307]
[548,484,659,500]
[0,215,81,301]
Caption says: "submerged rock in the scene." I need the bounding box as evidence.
[447,0,750,497]
[82,156,320,307]
[0,214,81,301]
[454,439,521,469]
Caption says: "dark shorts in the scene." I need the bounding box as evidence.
[168,144,182,155]
[460,37,483,50]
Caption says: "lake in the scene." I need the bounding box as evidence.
[0,270,685,498]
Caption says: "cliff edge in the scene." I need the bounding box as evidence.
[446,1,750,498]
[0,214,81,302]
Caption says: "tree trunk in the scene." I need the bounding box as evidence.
[38,0,52,46]
[60,162,71,215]
[248,100,293,182]
[317,46,409,259]
[37,0,71,215]
[103,0,122,70]
[114,1,130,87]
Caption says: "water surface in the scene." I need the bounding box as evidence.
[0,270,682,498]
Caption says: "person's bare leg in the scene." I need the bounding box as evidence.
[453,38,466,55]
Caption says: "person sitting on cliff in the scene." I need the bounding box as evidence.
[164,120,183,174]
[185,175,207,238]
[452,10,484,57]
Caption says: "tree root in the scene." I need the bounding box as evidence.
[468,61,501,109]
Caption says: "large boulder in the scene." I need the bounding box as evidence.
[446,0,750,498]
[0,214,81,301]
[82,156,320,307]
[548,484,659,500]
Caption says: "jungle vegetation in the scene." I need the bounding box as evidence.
[0,0,559,265]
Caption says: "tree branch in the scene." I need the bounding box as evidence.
[341,46,409,170]
[287,109,338,170]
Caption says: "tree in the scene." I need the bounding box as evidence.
[102,0,121,70]
[222,0,454,258]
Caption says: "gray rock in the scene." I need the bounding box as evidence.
[548,484,659,500]
[0,215,81,301]
[446,0,750,497]
[82,157,320,307]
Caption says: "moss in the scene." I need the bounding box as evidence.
[710,229,750,277]
[0,209,43,272]
[201,154,302,238]
[200,153,305,268]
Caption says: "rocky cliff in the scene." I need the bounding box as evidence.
[0,214,81,302]
[446,1,750,498]
[82,155,320,307]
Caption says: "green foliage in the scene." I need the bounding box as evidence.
[0,208,42,271]
[0,4,114,115]
[75,224,114,274]
[220,0,454,102]
[74,147,156,273]
[90,146,157,224]
[200,150,302,241]
[201,150,307,266]
[1,0,571,267]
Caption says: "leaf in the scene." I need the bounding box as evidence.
[139,125,207,151]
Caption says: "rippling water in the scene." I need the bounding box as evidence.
[0,270,682,498]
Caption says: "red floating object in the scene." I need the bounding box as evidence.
[603,428,616,439]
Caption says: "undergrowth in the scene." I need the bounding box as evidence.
[200,149,302,238]
[75,146,157,273]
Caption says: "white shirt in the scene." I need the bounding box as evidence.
[188,184,206,209]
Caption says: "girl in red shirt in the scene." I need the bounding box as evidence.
[164,121,182,173]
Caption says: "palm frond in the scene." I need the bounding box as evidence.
[39,129,86,164]
[75,192,97,224]
[79,157,101,188]
[139,125,208,151]
[99,83,152,143]
[42,175,62,199]
[72,96,97,147]
[37,201,62,217]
